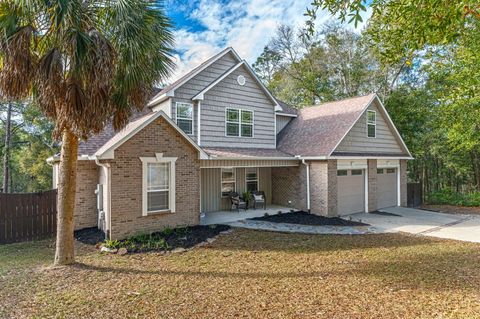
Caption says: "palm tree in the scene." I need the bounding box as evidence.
[0,0,174,265]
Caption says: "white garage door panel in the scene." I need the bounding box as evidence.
[337,171,365,215]
[377,169,397,209]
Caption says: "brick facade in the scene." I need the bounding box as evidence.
[107,116,200,240]
[309,160,337,217]
[272,160,337,217]
[271,165,307,211]
[367,159,377,212]
[400,159,408,206]
[74,161,98,230]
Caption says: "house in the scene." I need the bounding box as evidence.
[48,47,412,240]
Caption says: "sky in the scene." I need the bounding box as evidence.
[163,0,370,83]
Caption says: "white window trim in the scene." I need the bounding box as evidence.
[221,167,236,197]
[175,102,194,136]
[245,167,259,191]
[140,153,177,216]
[366,110,376,138]
[225,108,254,138]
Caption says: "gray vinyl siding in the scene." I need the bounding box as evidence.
[171,52,238,138]
[335,100,404,154]
[201,167,272,213]
[200,64,277,148]
[276,115,292,134]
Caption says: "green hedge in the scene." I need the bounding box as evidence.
[427,188,480,207]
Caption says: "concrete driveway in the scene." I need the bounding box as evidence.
[349,206,480,243]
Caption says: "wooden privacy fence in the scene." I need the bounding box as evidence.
[0,190,57,244]
[407,183,422,208]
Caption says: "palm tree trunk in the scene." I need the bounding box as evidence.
[54,129,78,266]
[2,102,12,193]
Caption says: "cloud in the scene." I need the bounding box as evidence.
[165,0,369,83]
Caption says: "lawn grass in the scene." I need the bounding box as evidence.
[1,230,480,318]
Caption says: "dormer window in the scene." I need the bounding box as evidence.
[176,102,193,135]
[367,110,376,138]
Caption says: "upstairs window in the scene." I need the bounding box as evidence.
[367,110,376,138]
[245,167,259,192]
[176,102,193,135]
[226,108,253,138]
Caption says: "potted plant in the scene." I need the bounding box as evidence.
[242,191,252,208]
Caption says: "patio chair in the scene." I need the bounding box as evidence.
[251,191,266,210]
[229,192,247,212]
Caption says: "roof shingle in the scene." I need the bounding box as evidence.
[277,94,376,157]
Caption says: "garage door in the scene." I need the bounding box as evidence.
[377,168,397,209]
[337,169,365,215]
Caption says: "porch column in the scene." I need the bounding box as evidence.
[309,160,337,217]
[367,159,377,212]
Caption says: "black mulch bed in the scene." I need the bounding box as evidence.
[249,211,369,226]
[370,210,402,217]
[74,227,106,245]
[160,224,231,251]
[108,224,231,253]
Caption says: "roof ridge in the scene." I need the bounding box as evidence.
[303,93,375,109]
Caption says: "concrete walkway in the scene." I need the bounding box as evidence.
[350,206,480,243]
[226,219,379,235]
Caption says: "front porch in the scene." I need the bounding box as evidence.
[200,205,292,225]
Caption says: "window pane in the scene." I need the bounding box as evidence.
[147,190,169,211]
[147,163,169,191]
[221,182,235,197]
[337,170,347,176]
[351,169,363,175]
[387,168,396,174]
[377,168,384,174]
[226,123,239,136]
[367,111,376,123]
[177,104,193,119]
[368,124,376,137]
[177,119,192,134]
[226,109,239,122]
[241,124,253,137]
[221,169,235,182]
[246,181,258,192]
[241,110,253,123]
[246,171,257,181]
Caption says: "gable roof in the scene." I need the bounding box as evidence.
[94,111,207,160]
[147,47,242,106]
[191,60,281,110]
[277,93,411,158]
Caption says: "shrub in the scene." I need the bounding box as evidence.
[427,188,480,207]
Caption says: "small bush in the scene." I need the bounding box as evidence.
[162,226,174,237]
[104,239,121,249]
[427,188,480,207]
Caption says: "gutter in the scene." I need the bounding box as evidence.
[94,156,111,240]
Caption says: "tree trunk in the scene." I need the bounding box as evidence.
[54,129,78,266]
[2,102,12,193]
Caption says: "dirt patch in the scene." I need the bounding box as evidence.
[421,204,480,215]
[249,211,369,226]
[74,227,105,245]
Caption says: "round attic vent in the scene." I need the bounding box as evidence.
[237,75,246,86]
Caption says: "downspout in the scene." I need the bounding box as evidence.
[94,156,111,240]
[300,158,311,212]
[197,100,201,145]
